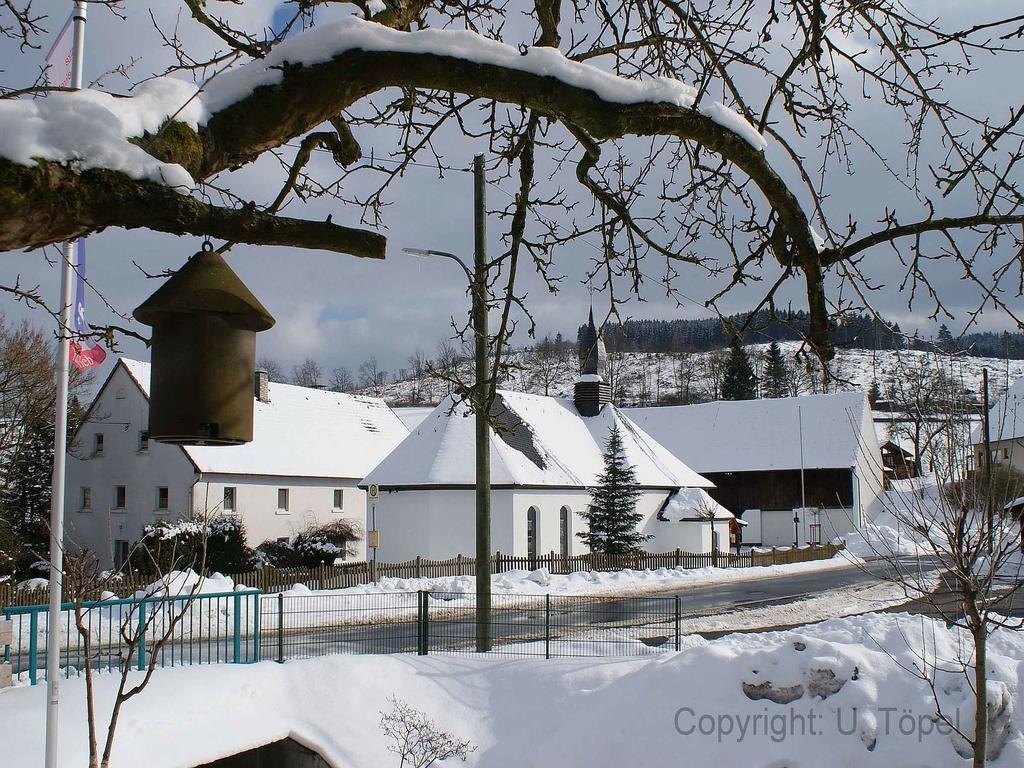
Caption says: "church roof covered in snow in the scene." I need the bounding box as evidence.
[118,358,408,479]
[972,376,1024,445]
[626,391,875,473]
[362,390,712,489]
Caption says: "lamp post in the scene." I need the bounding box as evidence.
[403,154,491,652]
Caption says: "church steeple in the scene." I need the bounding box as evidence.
[574,306,612,417]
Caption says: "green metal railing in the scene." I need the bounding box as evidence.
[2,590,261,685]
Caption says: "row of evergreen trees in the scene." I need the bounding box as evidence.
[718,340,788,400]
[578,310,1024,359]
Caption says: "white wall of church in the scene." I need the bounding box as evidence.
[373,487,723,561]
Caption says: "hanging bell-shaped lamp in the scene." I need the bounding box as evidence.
[133,242,275,445]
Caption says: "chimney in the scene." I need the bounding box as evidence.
[254,369,270,403]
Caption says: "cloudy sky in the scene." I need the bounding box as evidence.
[1,0,1020,385]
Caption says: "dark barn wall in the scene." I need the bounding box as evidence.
[703,468,854,513]
[194,738,330,768]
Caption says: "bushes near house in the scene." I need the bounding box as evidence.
[256,520,363,568]
[130,516,256,574]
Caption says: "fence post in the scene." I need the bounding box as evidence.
[675,548,681,568]
[674,595,681,652]
[415,556,422,579]
[712,545,719,569]
[495,550,502,575]
[544,594,551,659]
[28,610,38,685]
[137,600,147,672]
[772,547,777,566]
[277,592,285,664]
[456,553,463,576]
[417,590,429,655]
[232,593,242,663]
[369,558,377,584]
[252,592,261,663]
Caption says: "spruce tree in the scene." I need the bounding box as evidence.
[578,425,650,555]
[761,341,789,398]
[721,340,757,400]
[868,380,881,406]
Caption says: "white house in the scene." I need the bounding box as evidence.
[972,376,1024,474]
[626,391,884,547]
[66,359,409,568]
[362,312,732,561]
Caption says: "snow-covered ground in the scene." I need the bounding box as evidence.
[3,611,1020,767]
[369,343,1024,407]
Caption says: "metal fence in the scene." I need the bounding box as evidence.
[2,590,261,685]
[0,543,842,609]
[263,590,686,662]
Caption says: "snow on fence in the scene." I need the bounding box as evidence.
[0,544,841,609]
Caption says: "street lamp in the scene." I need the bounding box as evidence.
[401,153,492,652]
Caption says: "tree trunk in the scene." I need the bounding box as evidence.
[973,622,988,768]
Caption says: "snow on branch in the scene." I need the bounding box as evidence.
[0,17,767,200]
[199,17,766,150]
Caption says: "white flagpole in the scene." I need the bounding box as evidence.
[45,4,87,768]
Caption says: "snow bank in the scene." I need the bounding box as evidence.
[2,611,1021,767]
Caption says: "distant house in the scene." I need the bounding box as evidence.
[878,439,918,485]
[66,359,409,568]
[972,377,1024,474]
[626,392,884,547]
[361,312,732,561]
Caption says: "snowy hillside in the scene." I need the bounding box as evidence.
[362,342,1024,407]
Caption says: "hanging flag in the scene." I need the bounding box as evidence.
[70,239,107,371]
[44,13,76,88]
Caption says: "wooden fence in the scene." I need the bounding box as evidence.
[0,542,842,609]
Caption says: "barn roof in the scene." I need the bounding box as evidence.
[972,376,1024,445]
[625,392,874,474]
[362,390,712,489]
[119,358,408,479]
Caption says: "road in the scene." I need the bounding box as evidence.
[274,556,940,659]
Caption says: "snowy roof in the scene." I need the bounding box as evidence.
[972,377,1024,445]
[625,392,873,473]
[363,391,712,489]
[391,407,434,431]
[660,487,734,521]
[119,359,408,479]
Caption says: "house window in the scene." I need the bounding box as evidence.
[114,485,126,509]
[94,433,104,456]
[559,506,570,557]
[277,488,289,512]
[81,487,92,511]
[156,486,169,510]
[138,431,149,452]
[526,506,539,561]
[113,540,129,569]
[333,489,344,510]
[223,487,236,513]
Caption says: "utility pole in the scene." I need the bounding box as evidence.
[46,5,87,767]
[473,154,492,652]
[402,155,492,651]
[982,367,993,554]
[796,404,805,547]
